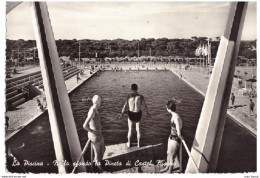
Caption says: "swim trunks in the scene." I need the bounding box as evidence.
[128,111,142,122]
[88,110,103,143]
[169,122,180,144]
[88,132,103,143]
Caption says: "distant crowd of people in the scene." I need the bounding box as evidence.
[230,92,255,116]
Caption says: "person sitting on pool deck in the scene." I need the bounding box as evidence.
[83,95,106,172]
[160,99,182,173]
[120,83,150,148]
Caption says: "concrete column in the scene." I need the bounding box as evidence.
[185,2,248,173]
[31,2,86,173]
[6,2,22,14]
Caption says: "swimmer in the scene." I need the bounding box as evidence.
[83,95,105,172]
[119,84,150,148]
[81,97,91,102]
[160,100,182,173]
[171,98,182,104]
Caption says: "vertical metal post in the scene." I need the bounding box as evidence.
[202,55,204,70]
[208,38,211,68]
[31,2,86,173]
[199,56,201,73]
[185,2,248,173]
[23,49,25,62]
[17,48,19,67]
[138,40,140,58]
[205,55,207,71]
[11,50,14,68]
[79,41,81,67]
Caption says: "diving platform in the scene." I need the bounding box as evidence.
[101,143,181,173]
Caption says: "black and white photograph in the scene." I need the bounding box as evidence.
[2,1,258,175]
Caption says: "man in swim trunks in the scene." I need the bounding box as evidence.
[120,84,150,148]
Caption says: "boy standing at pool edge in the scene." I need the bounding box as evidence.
[120,83,150,148]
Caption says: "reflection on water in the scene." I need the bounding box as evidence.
[6,71,256,173]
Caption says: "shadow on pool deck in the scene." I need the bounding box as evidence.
[101,143,169,173]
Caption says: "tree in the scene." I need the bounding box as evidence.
[191,36,198,41]
[198,37,208,43]
[5,38,256,59]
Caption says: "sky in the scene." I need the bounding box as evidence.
[5,1,257,41]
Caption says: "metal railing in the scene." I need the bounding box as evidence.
[11,81,30,99]
[180,138,200,173]
[72,139,91,173]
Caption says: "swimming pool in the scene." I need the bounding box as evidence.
[6,70,256,173]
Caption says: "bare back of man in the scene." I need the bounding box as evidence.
[128,93,143,112]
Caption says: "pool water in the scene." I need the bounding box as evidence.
[6,71,256,173]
